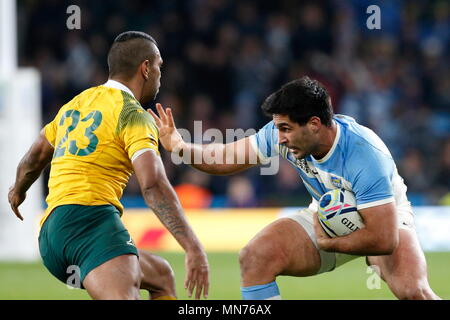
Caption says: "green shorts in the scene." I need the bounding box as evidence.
[38,204,139,288]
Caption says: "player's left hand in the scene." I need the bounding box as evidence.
[185,248,210,299]
[148,103,185,154]
[8,186,26,221]
[313,212,334,252]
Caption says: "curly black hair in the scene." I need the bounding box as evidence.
[261,76,333,126]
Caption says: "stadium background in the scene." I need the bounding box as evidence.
[0,0,448,299]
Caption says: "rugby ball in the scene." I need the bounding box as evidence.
[318,189,364,238]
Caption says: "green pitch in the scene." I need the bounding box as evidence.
[0,252,448,300]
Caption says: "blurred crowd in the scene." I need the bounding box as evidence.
[18,0,449,207]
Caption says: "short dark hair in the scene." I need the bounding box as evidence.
[261,76,333,126]
[107,31,158,79]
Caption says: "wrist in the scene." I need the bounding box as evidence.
[184,242,205,255]
[318,237,335,252]
[172,140,187,155]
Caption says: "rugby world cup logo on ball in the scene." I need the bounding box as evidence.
[318,189,365,238]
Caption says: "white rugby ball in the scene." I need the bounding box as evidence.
[318,189,364,238]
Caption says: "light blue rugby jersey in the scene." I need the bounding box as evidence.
[250,115,411,211]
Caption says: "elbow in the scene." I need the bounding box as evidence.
[375,232,399,255]
[141,176,174,200]
[140,173,163,196]
[377,243,395,256]
[141,182,163,207]
[141,180,160,197]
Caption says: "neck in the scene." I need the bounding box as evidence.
[312,121,337,160]
[110,77,143,102]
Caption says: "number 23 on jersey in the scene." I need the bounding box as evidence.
[53,109,103,158]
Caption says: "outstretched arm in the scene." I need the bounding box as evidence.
[8,129,54,220]
[148,104,259,175]
[133,150,209,299]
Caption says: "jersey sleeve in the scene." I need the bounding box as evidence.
[118,106,160,161]
[249,121,279,164]
[347,143,395,210]
[43,115,59,147]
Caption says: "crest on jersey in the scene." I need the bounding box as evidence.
[331,176,343,188]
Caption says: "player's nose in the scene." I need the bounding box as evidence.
[278,132,287,144]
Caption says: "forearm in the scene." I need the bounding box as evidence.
[322,228,396,256]
[14,150,49,194]
[177,142,254,175]
[142,180,203,252]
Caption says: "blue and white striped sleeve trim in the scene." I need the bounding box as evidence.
[357,197,395,210]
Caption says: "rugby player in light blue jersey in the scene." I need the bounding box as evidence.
[149,76,440,300]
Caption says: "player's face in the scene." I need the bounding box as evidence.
[273,114,319,159]
[141,44,163,103]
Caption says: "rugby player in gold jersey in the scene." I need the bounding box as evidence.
[8,31,209,300]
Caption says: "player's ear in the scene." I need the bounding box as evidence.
[141,60,150,80]
[308,116,322,133]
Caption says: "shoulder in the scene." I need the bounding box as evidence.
[47,87,98,120]
[250,120,279,159]
[257,120,276,132]
[55,86,115,115]
[336,115,391,157]
[116,93,156,133]
[259,120,278,137]
[336,116,395,175]
[76,86,106,102]
[255,120,278,145]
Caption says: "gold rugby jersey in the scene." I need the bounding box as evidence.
[41,81,159,225]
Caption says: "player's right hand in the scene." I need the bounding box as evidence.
[313,211,333,251]
[148,103,185,153]
[184,248,210,299]
[8,186,26,221]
